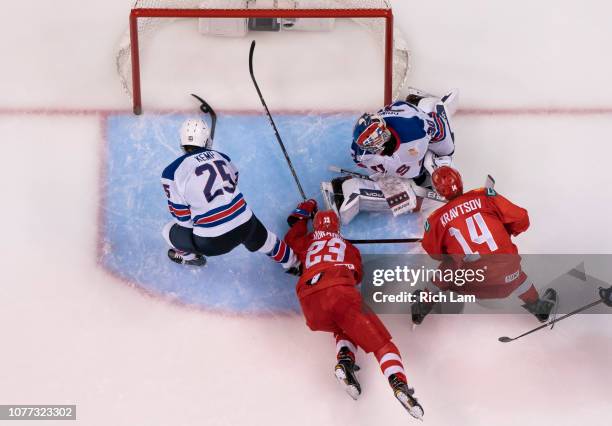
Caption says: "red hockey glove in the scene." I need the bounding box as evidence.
[287,199,317,226]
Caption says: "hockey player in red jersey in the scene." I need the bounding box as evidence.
[414,166,557,324]
[284,201,424,420]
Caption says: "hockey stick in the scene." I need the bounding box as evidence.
[498,298,604,343]
[347,238,422,244]
[328,165,373,181]
[249,40,306,200]
[191,93,217,141]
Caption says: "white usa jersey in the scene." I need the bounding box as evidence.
[351,101,454,179]
[161,148,253,237]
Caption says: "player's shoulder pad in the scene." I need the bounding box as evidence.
[162,151,194,180]
[381,100,420,113]
[467,187,497,197]
[387,100,408,108]
[211,150,232,163]
[386,116,427,142]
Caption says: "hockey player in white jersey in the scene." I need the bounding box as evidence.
[327,88,459,224]
[161,118,299,273]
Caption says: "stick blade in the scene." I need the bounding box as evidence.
[248,40,256,73]
[328,165,342,173]
[498,336,513,343]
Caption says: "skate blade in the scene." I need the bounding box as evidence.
[334,367,360,400]
[395,390,424,420]
[547,290,559,330]
[405,86,436,98]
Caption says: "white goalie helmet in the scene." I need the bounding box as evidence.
[180,118,211,150]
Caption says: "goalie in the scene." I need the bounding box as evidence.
[324,88,458,224]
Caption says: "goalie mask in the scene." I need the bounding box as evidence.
[432,166,463,200]
[313,210,340,234]
[353,113,390,155]
[180,118,212,150]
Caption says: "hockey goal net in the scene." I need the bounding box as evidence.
[117,0,410,114]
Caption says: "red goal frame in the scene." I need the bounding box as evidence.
[128,7,395,114]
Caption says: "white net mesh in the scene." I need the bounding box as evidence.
[116,0,410,104]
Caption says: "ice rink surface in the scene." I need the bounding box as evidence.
[1,1,612,425]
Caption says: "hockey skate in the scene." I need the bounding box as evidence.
[522,288,558,323]
[411,290,435,325]
[405,87,436,106]
[284,265,302,277]
[388,373,424,420]
[405,86,459,117]
[600,286,612,307]
[334,348,362,400]
[167,249,207,267]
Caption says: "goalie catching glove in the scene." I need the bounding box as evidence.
[287,199,318,226]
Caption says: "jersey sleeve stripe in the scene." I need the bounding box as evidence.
[429,112,447,142]
[168,205,191,216]
[167,200,190,210]
[167,201,191,221]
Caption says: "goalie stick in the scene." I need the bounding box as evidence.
[190,93,217,141]
[249,40,306,200]
[347,237,423,244]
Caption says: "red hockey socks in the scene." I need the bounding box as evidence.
[335,333,357,361]
[374,341,407,384]
[518,284,540,304]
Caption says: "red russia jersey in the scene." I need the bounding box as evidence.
[284,220,363,299]
[422,188,529,258]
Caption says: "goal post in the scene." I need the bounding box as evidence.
[119,1,409,115]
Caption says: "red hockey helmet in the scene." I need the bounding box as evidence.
[313,210,340,233]
[432,166,463,200]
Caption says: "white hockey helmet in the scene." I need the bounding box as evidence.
[180,118,211,150]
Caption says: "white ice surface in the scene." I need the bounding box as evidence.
[1,1,612,425]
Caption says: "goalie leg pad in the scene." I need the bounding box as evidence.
[324,176,426,224]
[376,176,418,216]
[333,177,389,225]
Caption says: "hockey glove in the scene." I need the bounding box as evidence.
[287,199,317,226]
[423,151,453,176]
